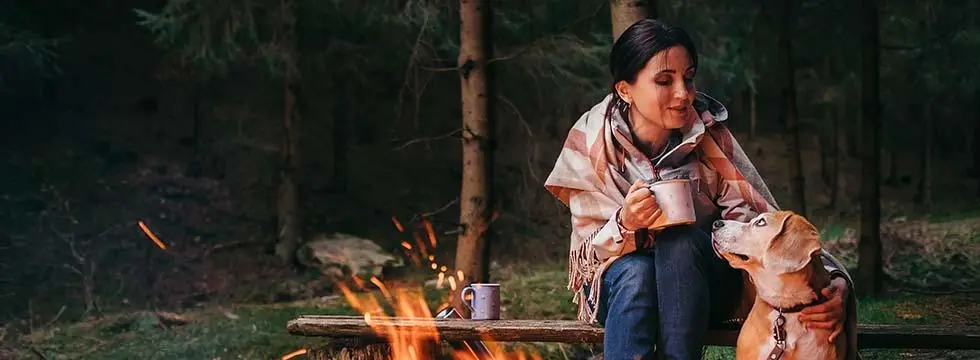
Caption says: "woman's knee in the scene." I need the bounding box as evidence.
[654,224,712,261]
[604,252,656,286]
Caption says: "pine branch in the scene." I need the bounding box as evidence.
[487,1,607,65]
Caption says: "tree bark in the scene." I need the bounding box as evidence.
[916,100,933,209]
[186,83,204,178]
[819,61,833,189]
[830,96,843,211]
[848,103,861,159]
[610,0,650,41]
[776,1,807,217]
[749,86,759,140]
[820,104,831,188]
[857,0,883,298]
[974,89,980,194]
[454,0,492,315]
[274,1,302,265]
[885,151,899,186]
[332,77,349,193]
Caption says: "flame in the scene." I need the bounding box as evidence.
[339,277,543,360]
[279,348,307,360]
[321,214,542,359]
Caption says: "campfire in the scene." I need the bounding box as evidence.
[316,216,543,360]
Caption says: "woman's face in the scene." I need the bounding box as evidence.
[615,45,696,130]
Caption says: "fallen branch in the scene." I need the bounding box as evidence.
[195,240,264,260]
[43,305,67,328]
[29,346,49,360]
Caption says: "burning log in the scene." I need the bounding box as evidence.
[305,338,395,360]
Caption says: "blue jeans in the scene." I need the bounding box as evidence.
[589,225,743,360]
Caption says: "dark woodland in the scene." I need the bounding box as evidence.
[1,0,979,358]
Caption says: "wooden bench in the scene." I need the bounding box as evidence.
[286,315,980,358]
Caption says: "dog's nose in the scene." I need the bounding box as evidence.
[712,220,725,230]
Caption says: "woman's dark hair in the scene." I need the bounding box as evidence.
[605,19,699,120]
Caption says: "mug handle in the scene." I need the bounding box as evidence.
[460,286,475,311]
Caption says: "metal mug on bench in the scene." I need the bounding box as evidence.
[460,283,501,320]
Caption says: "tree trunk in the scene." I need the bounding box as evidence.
[857,0,883,298]
[973,90,980,192]
[332,77,349,193]
[610,0,649,41]
[185,83,204,178]
[749,86,759,139]
[916,100,933,209]
[454,0,492,316]
[647,0,659,21]
[829,97,842,211]
[732,88,746,130]
[848,105,861,159]
[819,60,833,189]
[885,150,899,186]
[776,1,807,217]
[820,104,831,188]
[274,2,302,265]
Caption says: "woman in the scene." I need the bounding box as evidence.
[544,19,857,360]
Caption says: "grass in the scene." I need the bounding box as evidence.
[20,303,360,360]
[17,265,978,360]
[12,222,980,360]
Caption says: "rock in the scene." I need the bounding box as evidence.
[297,233,403,278]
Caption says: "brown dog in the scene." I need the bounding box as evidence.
[711,211,845,360]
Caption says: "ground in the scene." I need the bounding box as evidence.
[9,255,980,359]
[3,124,980,358]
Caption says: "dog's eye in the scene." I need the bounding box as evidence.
[734,253,750,261]
[754,218,767,227]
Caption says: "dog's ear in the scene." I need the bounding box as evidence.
[763,213,821,274]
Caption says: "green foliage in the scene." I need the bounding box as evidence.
[134,0,284,76]
[669,1,761,99]
[0,21,62,90]
[134,0,610,100]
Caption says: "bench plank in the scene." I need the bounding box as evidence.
[287,315,980,350]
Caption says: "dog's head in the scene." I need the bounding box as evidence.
[710,211,822,279]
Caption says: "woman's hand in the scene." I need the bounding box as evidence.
[619,180,661,230]
[800,277,849,343]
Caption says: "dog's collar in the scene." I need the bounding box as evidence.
[771,292,827,314]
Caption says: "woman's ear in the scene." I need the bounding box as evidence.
[614,80,632,105]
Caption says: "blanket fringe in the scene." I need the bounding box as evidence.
[567,235,608,323]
